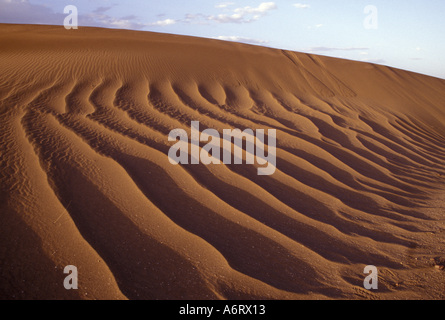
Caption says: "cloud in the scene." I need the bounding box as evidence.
[85,7,147,29]
[234,2,277,15]
[93,7,113,15]
[307,46,370,52]
[215,2,235,9]
[95,17,144,29]
[0,0,146,30]
[207,2,277,24]
[293,3,310,9]
[148,2,277,26]
[2,0,276,30]
[0,0,64,25]
[149,18,177,26]
[307,24,324,30]
[215,36,269,45]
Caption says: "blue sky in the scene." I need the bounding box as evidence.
[1,0,444,79]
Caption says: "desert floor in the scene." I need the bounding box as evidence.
[1,24,444,300]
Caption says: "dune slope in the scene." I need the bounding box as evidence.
[1,24,445,300]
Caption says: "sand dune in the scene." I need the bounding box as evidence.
[1,23,445,300]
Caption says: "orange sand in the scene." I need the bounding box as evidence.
[1,24,444,300]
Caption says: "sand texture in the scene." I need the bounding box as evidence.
[1,24,445,300]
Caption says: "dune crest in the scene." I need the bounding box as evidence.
[1,24,445,300]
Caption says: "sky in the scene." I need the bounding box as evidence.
[1,0,444,79]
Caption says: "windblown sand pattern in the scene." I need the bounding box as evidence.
[1,24,445,300]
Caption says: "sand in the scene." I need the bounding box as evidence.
[0,23,445,300]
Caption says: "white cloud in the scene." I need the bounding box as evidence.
[0,0,147,29]
[307,24,324,30]
[215,2,235,9]
[0,0,63,25]
[208,2,277,24]
[149,18,177,26]
[293,3,310,9]
[234,2,277,15]
[308,47,370,52]
[148,2,277,26]
[87,7,146,29]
